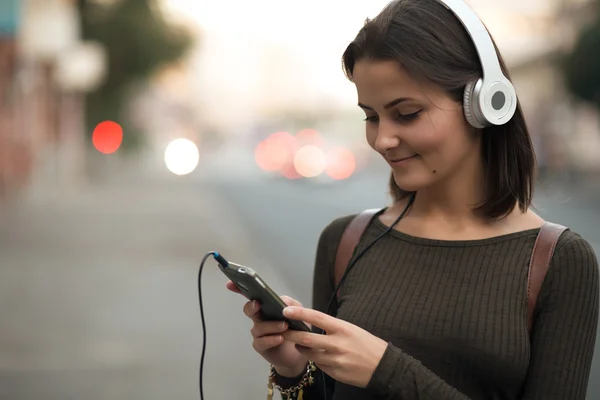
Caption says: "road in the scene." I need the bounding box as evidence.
[0,176,300,400]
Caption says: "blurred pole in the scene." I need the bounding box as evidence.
[45,61,61,177]
[55,91,83,186]
[53,44,107,186]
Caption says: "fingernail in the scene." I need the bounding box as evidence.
[281,321,287,330]
[252,301,258,311]
[282,307,292,317]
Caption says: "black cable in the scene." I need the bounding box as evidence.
[325,194,415,319]
[320,194,415,399]
[197,251,229,400]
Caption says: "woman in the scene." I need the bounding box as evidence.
[226,0,599,399]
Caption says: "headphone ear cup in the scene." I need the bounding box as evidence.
[463,79,487,129]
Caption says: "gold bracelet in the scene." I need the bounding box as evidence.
[267,360,316,400]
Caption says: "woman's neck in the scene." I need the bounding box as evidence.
[411,188,482,220]
[406,162,488,225]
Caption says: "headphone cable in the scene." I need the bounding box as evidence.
[197,251,229,400]
[321,194,415,399]
[325,195,415,317]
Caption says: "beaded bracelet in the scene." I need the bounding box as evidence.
[267,360,316,400]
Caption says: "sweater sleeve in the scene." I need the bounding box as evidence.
[366,343,473,399]
[365,231,599,400]
[519,232,599,399]
[273,215,355,400]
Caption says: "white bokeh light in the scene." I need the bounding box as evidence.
[164,138,200,176]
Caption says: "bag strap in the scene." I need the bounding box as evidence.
[527,221,568,334]
[334,212,568,335]
[334,209,381,300]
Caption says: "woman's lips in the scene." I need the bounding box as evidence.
[388,154,419,166]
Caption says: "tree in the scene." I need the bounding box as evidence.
[78,0,194,152]
[562,5,600,111]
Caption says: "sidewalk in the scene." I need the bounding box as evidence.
[0,178,295,400]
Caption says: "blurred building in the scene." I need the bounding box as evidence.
[0,0,26,200]
[0,0,106,202]
[504,0,600,174]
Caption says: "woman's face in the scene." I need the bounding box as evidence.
[352,60,482,193]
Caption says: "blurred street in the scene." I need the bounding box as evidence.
[1,159,599,399]
[1,0,599,399]
[0,171,301,400]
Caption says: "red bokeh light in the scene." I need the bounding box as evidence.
[296,129,323,147]
[280,163,302,180]
[254,132,297,172]
[92,121,123,154]
[326,147,356,180]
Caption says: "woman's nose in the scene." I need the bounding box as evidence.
[373,120,402,153]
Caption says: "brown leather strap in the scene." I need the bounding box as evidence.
[527,221,568,334]
[334,209,381,300]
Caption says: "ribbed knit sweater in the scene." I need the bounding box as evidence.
[275,213,599,399]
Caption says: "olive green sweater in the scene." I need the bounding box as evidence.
[275,214,599,399]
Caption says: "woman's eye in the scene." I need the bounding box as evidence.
[363,110,422,124]
[396,110,422,123]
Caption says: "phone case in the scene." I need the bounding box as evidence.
[219,262,310,332]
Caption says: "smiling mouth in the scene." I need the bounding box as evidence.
[389,154,419,163]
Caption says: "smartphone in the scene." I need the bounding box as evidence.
[218,261,311,332]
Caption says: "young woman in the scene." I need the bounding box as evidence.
[226,0,599,399]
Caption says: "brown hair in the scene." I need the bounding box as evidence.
[342,0,536,219]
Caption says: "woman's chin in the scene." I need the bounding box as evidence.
[393,173,431,193]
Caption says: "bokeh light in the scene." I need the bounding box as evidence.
[326,147,357,180]
[295,128,323,147]
[294,145,327,178]
[280,163,302,180]
[92,121,123,154]
[254,131,296,172]
[164,138,200,175]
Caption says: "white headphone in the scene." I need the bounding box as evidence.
[437,0,517,128]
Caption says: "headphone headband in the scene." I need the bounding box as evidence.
[436,0,517,127]
[436,0,503,80]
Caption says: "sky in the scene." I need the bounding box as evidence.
[161,0,558,43]
[159,0,563,129]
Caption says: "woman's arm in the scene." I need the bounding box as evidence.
[365,343,473,399]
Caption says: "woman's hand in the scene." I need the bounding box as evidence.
[281,306,388,388]
[225,281,309,377]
